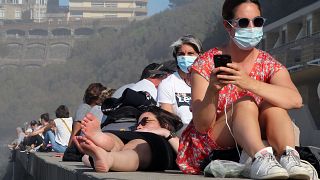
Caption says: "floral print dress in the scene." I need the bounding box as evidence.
[176,48,285,174]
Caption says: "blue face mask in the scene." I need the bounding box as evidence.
[232,27,263,50]
[177,56,198,73]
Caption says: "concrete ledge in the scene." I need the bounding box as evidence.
[13,151,248,180]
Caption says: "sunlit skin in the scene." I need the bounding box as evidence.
[136,112,161,130]
[191,2,302,159]
[73,112,179,172]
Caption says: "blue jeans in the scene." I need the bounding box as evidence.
[44,130,67,153]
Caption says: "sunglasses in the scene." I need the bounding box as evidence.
[229,16,266,28]
[137,117,156,127]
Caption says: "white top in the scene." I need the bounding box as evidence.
[130,79,157,100]
[317,82,320,99]
[112,83,135,98]
[90,105,107,123]
[54,117,73,146]
[157,72,192,124]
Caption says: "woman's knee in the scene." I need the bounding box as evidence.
[234,96,259,114]
[259,101,290,120]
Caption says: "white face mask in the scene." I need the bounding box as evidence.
[231,27,263,50]
[177,56,198,73]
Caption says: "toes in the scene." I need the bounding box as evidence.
[73,136,85,153]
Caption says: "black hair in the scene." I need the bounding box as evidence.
[222,0,262,20]
[55,105,70,118]
[30,120,38,126]
[142,106,183,132]
[140,63,167,80]
[40,113,50,122]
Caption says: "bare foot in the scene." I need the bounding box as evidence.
[78,136,113,173]
[82,155,91,167]
[73,136,85,153]
[81,113,115,151]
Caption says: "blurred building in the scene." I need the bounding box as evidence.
[261,0,320,146]
[68,0,148,20]
[0,0,147,23]
[0,0,54,22]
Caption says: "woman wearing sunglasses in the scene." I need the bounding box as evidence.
[73,106,183,173]
[176,0,309,179]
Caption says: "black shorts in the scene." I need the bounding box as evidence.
[105,130,178,171]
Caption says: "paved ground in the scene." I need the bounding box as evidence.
[14,151,250,180]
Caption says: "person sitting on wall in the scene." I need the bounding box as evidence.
[42,105,73,153]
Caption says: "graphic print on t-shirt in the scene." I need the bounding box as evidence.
[175,93,191,107]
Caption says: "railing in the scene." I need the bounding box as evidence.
[266,31,320,68]
[268,31,320,53]
[287,59,320,73]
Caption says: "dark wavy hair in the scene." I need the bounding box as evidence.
[222,0,262,20]
[83,83,106,106]
[142,106,183,132]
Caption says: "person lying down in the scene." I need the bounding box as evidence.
[73,106,183,172]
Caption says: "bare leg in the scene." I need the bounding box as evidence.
[210,96,265,157]
[120,139,153,170]
[259,101,295,157]
[231,97,266,157]
[75,136,113,172]
[77,136,152,172]
[81,113,124,151]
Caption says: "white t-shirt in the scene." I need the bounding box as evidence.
[54,117,73,146]
[130,79,157,100]
[157,72,192,124]
[112,83,135,98]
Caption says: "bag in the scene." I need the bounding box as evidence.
[100,106,141,130]
[101,88,157,115]
[204,160,245,178]
[62,144,84,162]
[100,88,157,131]
[296,146,320,178]
[200,148,241,171]
[62,126,83,162]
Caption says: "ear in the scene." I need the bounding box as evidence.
[223,20,233,31]
[164,123,169,130]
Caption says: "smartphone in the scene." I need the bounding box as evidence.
[214,54,232,68]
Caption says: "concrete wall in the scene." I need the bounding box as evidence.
[13,151,211,180]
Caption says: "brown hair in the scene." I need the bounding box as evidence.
[222,0,262,20]
[142,106,183,132]
[55,105,69,118]
[83,83,106,106]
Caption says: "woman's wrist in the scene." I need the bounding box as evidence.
[165,131,177,141]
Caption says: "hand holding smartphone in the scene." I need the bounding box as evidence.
[214,54,232,68]
[214,55,232,75]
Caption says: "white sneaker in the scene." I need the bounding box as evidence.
[300,160,318,180]
[279,146,310,179]
[250,147,289,179]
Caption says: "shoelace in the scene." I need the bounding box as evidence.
[284,150,301,167]
[256,153,281,175]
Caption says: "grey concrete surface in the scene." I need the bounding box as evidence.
[14,151,249,180]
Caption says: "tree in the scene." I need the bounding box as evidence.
[168,0,195,8]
